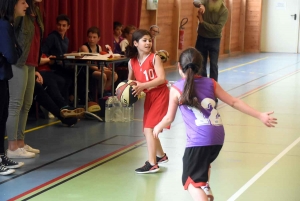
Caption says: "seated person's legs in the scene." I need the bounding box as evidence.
[40,71,69,108]
[103,68,118,91]
[34,82,83,126]
[53,69,73,104]
[92,70,107,94]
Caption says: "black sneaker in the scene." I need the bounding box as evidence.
[0,155,24,169]
[156,153,169,164]
[0,163,15,175]
[135,161,160,174]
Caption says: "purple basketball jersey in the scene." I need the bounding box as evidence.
[173,77,225,147]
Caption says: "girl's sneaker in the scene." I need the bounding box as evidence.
[156,153,169,164]
[135,161,160,174]
[0,155,24,168]
[0,163,15,175]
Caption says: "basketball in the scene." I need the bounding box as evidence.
[115,80,138,106]
[156,50,169,63]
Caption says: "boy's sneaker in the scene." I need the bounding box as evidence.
[60,107,85,119]
[156,153,169,164]
[201,183,214,201]
[135,161,160,174]
[24,144,40,154]
[7,148,35,159]
[0,155,24,169]
[0,163,15,175]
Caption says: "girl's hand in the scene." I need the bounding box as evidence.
[132,81,145,97]
[259,111,277,127]
[153,126,162,139]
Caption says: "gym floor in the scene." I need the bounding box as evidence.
[0,52,299,201]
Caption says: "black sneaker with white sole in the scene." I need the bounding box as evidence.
[0,163,15,175]
[0,155,24,169]
[135,161,160,174]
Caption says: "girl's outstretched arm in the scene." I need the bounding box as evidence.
[215,82,277,127]
[153,87,180,138]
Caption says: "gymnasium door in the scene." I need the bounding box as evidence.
[261,0,300,53]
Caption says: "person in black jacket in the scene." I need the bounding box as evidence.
[0,0,28,175]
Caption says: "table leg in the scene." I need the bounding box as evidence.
[100,63,103,98]
[84,65,103,122]
[74,65,78,107]
[112,63,115,96]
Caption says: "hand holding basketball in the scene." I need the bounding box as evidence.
[115,80,139,106]
[131,81,146,97]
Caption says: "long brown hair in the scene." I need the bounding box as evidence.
[178,48,203,109]
[125,29,151,58]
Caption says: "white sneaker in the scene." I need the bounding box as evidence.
[0,164,15,175]
[24,144,40,154]
[7,148,35,158]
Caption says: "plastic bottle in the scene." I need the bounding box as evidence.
[123,104,129,122]
[112,96,123,122]
[131,104,134,121]
[105,99,112,122]
[127,104,134,121]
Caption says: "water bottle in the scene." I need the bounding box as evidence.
[105,99,112,122]
[128,104,134,121]
[112,96,123,122]
[123,104,129,122]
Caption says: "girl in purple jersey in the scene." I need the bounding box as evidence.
[153,47,277,201]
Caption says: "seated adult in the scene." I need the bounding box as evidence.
[149,25,160,53]
[79,26,118,96]
[34,71,84,127]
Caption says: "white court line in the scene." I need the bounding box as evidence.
[227,136,300,201]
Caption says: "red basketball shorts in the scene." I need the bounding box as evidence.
[143,85,169,129]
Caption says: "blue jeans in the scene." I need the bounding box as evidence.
[195,35,221,82]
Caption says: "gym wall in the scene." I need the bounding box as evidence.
[139,0,262,68]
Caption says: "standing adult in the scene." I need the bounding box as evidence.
[6,0,44,159]
[0,0,28,175]
[149,25,159,53]
[194,0,228,82]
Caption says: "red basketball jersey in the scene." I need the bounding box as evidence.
[129,53,167,92]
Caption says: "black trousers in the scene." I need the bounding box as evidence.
[39,71,69,108]
[195,35,221,82]
[34,82,61,120]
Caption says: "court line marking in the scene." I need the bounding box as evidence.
[219,57,268,73]
[224,69,300,200]
[4,121,60,140]
[8,139,146,201]
[227,137,300,201]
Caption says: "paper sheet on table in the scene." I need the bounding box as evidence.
[64,52,98,57]
[81,54,110,60]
